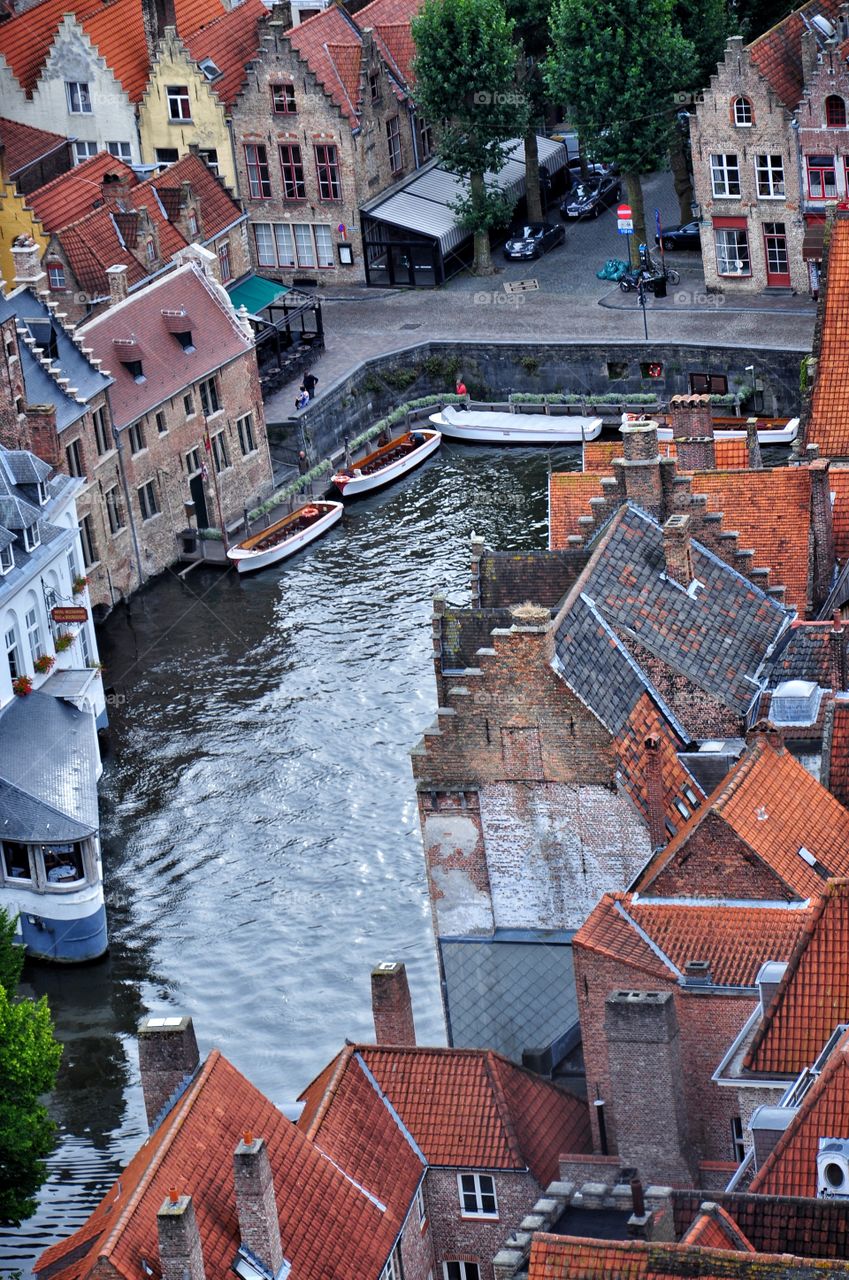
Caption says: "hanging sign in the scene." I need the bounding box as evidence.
[51,606,88,623]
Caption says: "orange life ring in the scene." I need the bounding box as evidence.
[302,505,319,518]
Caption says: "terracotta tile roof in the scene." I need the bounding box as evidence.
[0,118,67,178]
[748,0,841,111]
[672,1189,849,1259]
[300,1045,592,1185]
[288,8,365,124]
[808,216,849,457]
[548,472,603,549]
[680,1203,757,1251]
[581,437,748,473]
[35,1050,409,1280]
[634,736,849,900]
[0,0,226,101]
[76,263,250,428]
[576,892,812,988]
[183,0,265,108]
[745,880,849,1075]
[527,1232,849,1280]
[831,468,849,557]
[59,212,147,297]
[373,21,417,85]
[27,152,138,233]
[612,691,704,837]
[751,1030,849,1198]
[824,695,849,805]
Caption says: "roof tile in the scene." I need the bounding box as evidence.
[808,217,849,456]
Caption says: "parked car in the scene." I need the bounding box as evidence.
[561,173,621,219]
[503,221,566,260]
[655,220,701,250]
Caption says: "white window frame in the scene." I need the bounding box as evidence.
[107,141,132,160]
[733,96,752,126]
[0,544,13,575]
[457,1172,498,1219]
[25,605,44,662]
[5,624,21,679]
[66,81,92,114]
[415,1182,427,1228]
[714,226,751,277]
[442,1265,480,1280]
[167,84,192,121]
[73,141,98,165]
[23,523,41,552]
[755,153,785,198]
[380,1245,403,1280]
[710,153,741,198]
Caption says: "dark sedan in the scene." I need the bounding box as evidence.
[561,173,621,219]
[655,220,701,250]
[503,221,566,260]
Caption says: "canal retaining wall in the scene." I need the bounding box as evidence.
[267,339,808,464]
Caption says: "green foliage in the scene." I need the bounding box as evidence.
[519,355,540,374]
[545,0,696,175]
[674,0,729,88]
[732,0,794,40]
[0,908,62,1224]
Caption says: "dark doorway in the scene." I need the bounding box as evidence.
[189,472,209,530]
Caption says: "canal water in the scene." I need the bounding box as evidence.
[6,443,579,1273]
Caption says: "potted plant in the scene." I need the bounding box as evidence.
[54,632,75,653]
[72,574,89,596]
[33,653,55,675]
[12,674,33,697]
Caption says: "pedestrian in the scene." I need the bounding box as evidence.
[455,377,468,410]
[295,388,309,410]
[297,449,309,494]
[303,369,318,398]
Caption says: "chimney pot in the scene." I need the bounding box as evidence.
[668,394,715,470]
[157,1193,206,1280]
[169,1186,179,1204]
[371,960,416,1046]
[106,264,129,306]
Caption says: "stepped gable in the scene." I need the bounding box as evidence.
[748,0,841,111]
[751,1028,849,1197]
[0,118,67,178]
[287,7,365,124]
[744,879,849,1076]
[183,0,266,108]
[0,0,226,100]
[575,892,812,989]
[553,504,788,717]
[672,1189,849,1260]
[27,152,138,233]
[633,733,849,901]
[680,1203,757,1251]
[527,1231,849,1280]
[611,691,705,839]
[299,1045,592,1188]
[34,1050,407,1280]
[808,215,849,457]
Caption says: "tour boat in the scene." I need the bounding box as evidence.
[227,500,343,574]
[622,413,799,445]
[331,429,442,497]
[428,405,603,444]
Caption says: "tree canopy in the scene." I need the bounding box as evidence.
[0,911,62,1225]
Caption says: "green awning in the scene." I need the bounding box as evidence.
[227,275,289,315]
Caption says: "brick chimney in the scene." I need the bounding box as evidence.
[614,421,666,518]
[809,458,836,611]
[801,25,818,87]
[12,237,46,292]
[106,264,129,307]
[831,610,847,692]
[142,0,176,55]
[643,736,666,850]
[25,404,60,468]
[138,1014,200,1130]
[157,1192,206,1280]
[668,394,714,471]
[745,419,763,470]
[662,514,693,587]
[100,170,135,209]
[744,718,784,751]
[233,1135,284,1274]
[604,991,696,1186]
[371,961,416,1046]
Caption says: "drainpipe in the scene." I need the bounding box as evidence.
[408,103,420,170]
[110,397,145,590]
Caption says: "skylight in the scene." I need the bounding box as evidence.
[199,57,222,80]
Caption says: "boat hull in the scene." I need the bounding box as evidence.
[630,415,799,445]
[429,407,603,443]
[227,501,343,574]
[332,430,441,497]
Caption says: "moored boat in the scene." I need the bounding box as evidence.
[331,429,441,497]
[428,405,603,443]
[621,412,799,445]
[227,500,343,574]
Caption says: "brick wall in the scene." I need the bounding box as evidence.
[399,1185,436,1280]
[426,1166,542,1280]
[646,810,795,901]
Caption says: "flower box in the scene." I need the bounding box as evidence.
[13,675,33,697]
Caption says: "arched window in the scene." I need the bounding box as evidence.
[733,96,753,126]
[826,94,847,127]
[3,616,22,680]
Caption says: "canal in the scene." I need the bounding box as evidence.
[6,443,578,1272]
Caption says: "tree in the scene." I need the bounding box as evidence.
[506,0,553,222]
[546,0,696,249]
[670,0,730,222]
[0,910,62,1225]
[413,0,529,274]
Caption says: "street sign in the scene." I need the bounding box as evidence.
[655,207,663,239]
[51,605,88,623]
[617,204,632,219]
[618,220,633,235]
[503,279,539,294]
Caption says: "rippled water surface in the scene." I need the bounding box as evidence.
[6,443,578,1272]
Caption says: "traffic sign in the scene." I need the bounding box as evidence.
[618,219,633,235]
[617,204,632,219]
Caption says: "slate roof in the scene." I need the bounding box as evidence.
[26,152,138,232]
[0,693,99,838]
[748,0,841,112]
[808,216,849,457]
[553,506,789,718]
[680,1203,756,1251]
[527,1232,849,1280]
[750,1030,849,1198]
[553,590,651,734]
[76,263,250,428]
[767,621,835,686]
[0,117,68,178]
[0,0,227,101]
[575,892,812,988]
[633,735,849,900]
[299,1044,592,1185]
[183,0,266,108]
[671,1189,849,1260]
[35,1049,411,1280]
[744,879,849,1076]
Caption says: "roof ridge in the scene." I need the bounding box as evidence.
[352,1050,427,1163]
[482,1052,525,1168]
[303,1043,354,1141]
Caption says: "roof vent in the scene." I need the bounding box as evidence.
[770,679,822,726]
[818,1138,849,1197]
[683,960,712,987]
[756,959,787,1017]
[751,1105,796,1169]
[813,13,837,39]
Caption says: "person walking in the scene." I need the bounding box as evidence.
[303,370,318,398]
[297,449,310,494]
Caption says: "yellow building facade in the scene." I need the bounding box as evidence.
[0,164,48,288]
[138,28,238,195]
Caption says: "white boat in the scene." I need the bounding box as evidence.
[428,405,603,443]
[227,500,343,574]
[331,429,442,497]
[622,413,799,445]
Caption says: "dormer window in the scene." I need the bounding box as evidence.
[145,238,156,265]
[162,309,195,353]
[733,96,753,126]
[37,480,49,506]
[198,57,222,81]
[23,523,40,553]
[113,338,145,382]
[47,262,66,290]
[0,543,13,575]
[826,94,847,127]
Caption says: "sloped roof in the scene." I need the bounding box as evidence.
[581,437,749,473]
[27,152,138,233]
[634,735,849,900]
[574,892,812,988]
[299,1044,592,1185]
[183,0,266,108]
[76,263,250,427]
[808,216,849,457]
[745,879,849,1075]
[831,467,849,557]
[750,1029,849,1198]
[553,588,652,735]
[0,117,68,178]
[0,287,111,422]
[680,1203,757,1252]
[35,1049,409,1280]
[748,0,841,112]
[824,695,849,802]
[548,472,602,549]
[0,693,99,836]
[612,691,704,837]
[0,0,226,101]
[767,621,835,686]
[671,1189,849,1259]
[287,7,364,124]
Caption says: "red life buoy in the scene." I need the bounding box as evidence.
[302,505,319,518]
